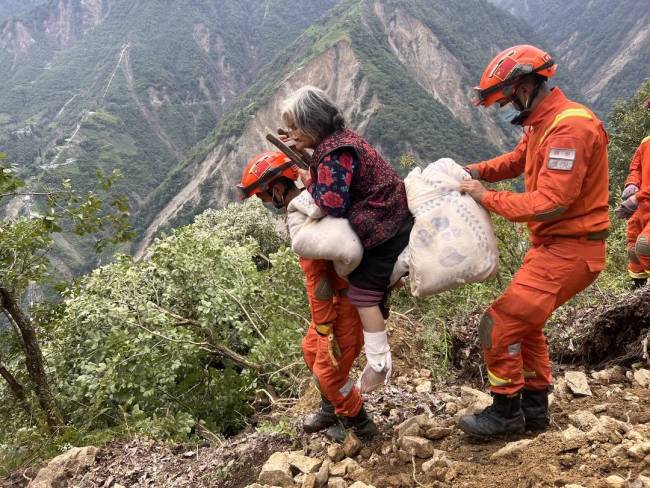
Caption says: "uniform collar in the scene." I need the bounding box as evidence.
[524,87,567,128]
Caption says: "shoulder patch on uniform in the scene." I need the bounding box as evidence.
[547,147,576,171]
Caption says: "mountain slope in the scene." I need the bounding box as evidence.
[135,0,555,255]
[489,0,650,114]
[0,0,339,272]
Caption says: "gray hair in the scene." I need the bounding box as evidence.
[281,86,346,142]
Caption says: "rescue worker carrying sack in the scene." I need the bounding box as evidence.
[615,94,650,290]
[458,45,609,439]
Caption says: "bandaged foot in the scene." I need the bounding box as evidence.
[357,330,392,393]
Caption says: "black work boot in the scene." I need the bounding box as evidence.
[521,388,550,432]
[632,278,647,290]
[458,392,525,439]
[303,395,337,433]
[326,405,379,442]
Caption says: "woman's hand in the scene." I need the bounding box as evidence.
[459,180,487,203]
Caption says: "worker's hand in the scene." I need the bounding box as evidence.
[459,180,487,203]
[622,184,639,200]
[463,165,479,180]
[614,195,638,220]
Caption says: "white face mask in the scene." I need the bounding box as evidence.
[499,103,521,124]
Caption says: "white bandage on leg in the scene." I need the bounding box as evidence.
[357,331,392,393]
[363,330,391,372]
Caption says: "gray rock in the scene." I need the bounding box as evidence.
[330,458,359,477]
[343,432,363,458]
[564,371,592,397]
[328,477,347,488]
[604,475,626,488]
[328,444,345,462]
[399,435,434,459]
[490,439,532,460]
[258,452,293,488]
[29,446,98,488]
[633,368,650,388]
[287,451,322,474]
[568,410,600,431]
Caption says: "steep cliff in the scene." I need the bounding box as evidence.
[136,0,545,254]
[489,0,650,114]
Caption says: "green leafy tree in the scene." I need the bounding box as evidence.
[608,79,650,199]
[0,152,133,431]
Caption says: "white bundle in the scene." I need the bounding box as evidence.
[286,191,363,277]
[404,158,499,297]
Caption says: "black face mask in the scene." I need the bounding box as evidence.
[507,82,543,126]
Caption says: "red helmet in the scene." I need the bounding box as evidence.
[473,45,557,108]
[236,151,298,200]
[644,95,650,109]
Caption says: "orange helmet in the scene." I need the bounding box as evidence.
[473,45,557,108]
[237,151,298,200]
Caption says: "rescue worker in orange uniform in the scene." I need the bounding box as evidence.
[615,95,650,289]
[237,151,378,442]
[458,45,610,438]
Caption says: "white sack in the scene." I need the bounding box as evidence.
[286,191,363,277]
[404,158,499,297]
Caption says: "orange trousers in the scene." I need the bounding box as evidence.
[480,237,606,395]
[627,208,650,279]
[302,298,364,417]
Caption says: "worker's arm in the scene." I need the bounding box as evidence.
[481,125,592,222]
[466,132,528,182]
[299,258,338,325]
[307,149,359,217]
[624,143,645,188]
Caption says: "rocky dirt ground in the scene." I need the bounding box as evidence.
[3,294,650,488]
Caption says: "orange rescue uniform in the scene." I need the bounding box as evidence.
[467,87,609,395]
[625,136,650,278]
[299,258,364,416]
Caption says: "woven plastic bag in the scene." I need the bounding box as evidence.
[404,158,498,297]
[286,191,363,277]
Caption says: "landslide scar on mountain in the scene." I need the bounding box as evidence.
[120,45,182,162]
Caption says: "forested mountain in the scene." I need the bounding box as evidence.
[0,0,339,271]
[0,0,45,19]
[136,0,557,255]
[489,0,650,114]
[0,0,555,266]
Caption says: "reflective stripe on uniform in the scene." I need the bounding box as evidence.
[538,108,593,147]
[523,369,537,379]
[628,269,650,279]
[488,369,512,387]
[339,378,354,397]
[315,324,333,335]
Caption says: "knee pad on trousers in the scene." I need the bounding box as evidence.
[637,236,650,257]
[479,311,494,349]
[628,246,641,264]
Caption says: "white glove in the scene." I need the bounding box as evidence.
[357,331,392,393]
[622,184,639,200]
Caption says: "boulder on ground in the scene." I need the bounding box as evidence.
[564,371,592,396]
[633,368,650,388]
[258,452,294,488]
[490,439,532,460]
[29,446,98,488]
[399,436,434,459]
[287,451,322,474]
[343,432,363,458]
[568,410,600,431]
